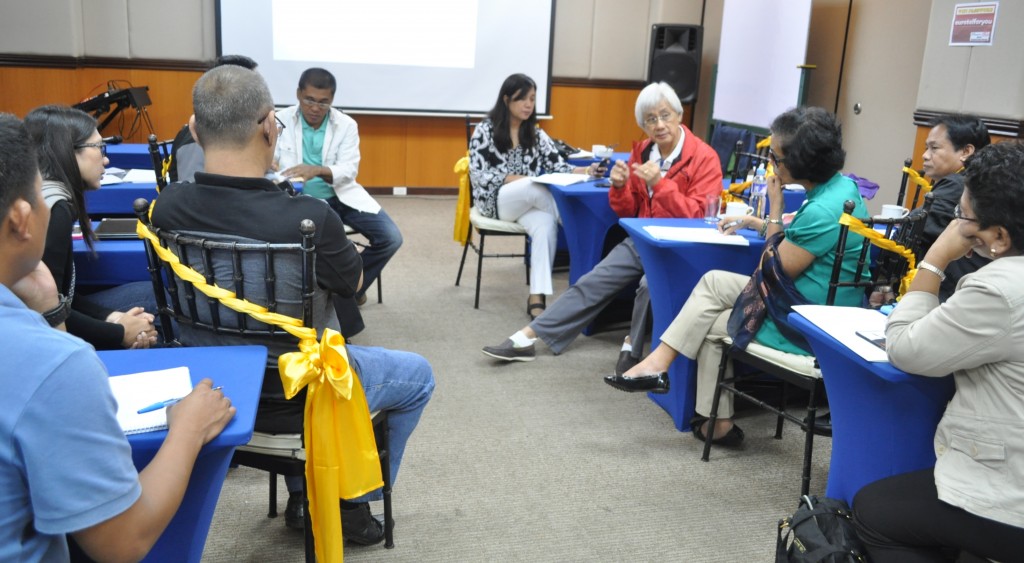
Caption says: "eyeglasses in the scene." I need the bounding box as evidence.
[953,203,978,223]
[300,97,332,110]
[257,112,286,134]
[642,111,677,128]
[769,148,785,167]
[74,142,107,156]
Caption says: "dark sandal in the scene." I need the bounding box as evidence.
[690,415,745,447]
[527,296,546,320]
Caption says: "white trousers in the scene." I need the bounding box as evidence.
[497,178,559,295]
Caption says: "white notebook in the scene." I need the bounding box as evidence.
[108,366,193,435]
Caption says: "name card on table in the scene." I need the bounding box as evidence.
[792,304,889,362]
[642,226,750,246]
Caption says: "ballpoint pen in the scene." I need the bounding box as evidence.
[137,386,222,414]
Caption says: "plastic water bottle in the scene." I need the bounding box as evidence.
[750,164,768,218]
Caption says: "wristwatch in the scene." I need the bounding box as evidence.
[42,293,72,327]
[917,261,946,282]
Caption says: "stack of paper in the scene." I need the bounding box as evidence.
[108,366,194,434]
[642,226,750,246]
[121,168,159,183]
[532,173,591,186]
[792,304,889,362]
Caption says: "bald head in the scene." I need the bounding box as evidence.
[191,65,274,150]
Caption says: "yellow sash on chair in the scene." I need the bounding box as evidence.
[454,154,471,244]
[838,213,918,298]
[136,214,382,562]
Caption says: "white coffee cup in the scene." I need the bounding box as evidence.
[591,144,612,158]
[725,201,755,216]
[880,204,910,219]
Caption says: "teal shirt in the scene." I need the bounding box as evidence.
[755,173,868,354]
[301,116,333,199]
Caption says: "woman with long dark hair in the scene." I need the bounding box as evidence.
[25,105,157,349]
[469,73,600,319]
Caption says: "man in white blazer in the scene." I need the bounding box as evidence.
[275,67,402,305]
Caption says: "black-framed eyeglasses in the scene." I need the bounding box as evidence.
[257,112,286,134]
[74,142,107,156]
[300,97,332,110]
[953,203,978,223]
[769,148,785,167]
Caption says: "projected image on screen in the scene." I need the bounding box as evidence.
[271,0,478,68]
[219,0,554,115]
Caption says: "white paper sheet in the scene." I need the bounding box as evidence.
[121,168,159,184]
[641,226,750,246]
[108,367,194,434]
[791,304,889,362]
[531,173,590,186]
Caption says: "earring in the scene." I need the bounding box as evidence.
[991,248,998,255]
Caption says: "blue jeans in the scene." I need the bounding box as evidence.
[325,198,402,299]
[285,345,434,501]
[84,281,177,341]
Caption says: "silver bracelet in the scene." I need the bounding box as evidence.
[918,261,946,282]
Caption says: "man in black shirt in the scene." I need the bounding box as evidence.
[152,65,434,546]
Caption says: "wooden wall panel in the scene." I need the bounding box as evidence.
[1,66,706,190]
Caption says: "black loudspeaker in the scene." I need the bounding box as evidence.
[647,24,703,104]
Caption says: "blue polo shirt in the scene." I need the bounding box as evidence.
[755,173,868,354]
[0,285,139,561]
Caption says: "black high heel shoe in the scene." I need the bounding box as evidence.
[603,372,669,394]
[527,295,546,320]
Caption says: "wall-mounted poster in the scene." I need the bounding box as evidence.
[950,2,998,46]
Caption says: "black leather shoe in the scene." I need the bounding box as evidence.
[603,372,669,394]
[614,350,640,376]
[284,492,305,530]
[341,502,385,546]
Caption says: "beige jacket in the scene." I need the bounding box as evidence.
[887,256,1024,528]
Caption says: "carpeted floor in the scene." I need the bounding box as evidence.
[200,195,831,562]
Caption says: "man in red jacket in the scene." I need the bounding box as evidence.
[483,82,722,372]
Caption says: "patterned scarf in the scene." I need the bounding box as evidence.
[726,231,813,354]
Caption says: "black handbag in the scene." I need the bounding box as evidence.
[776,495,868,562]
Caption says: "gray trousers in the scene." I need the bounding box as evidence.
[530,237,650,356]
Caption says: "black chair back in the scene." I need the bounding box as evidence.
[147,134,174,191]
[827,193,934,305]
[133,198,317,346]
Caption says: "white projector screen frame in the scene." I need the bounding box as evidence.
[712,0,812,129]
[216,0,555,116]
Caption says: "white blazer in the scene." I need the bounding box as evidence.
[274,105,381,214]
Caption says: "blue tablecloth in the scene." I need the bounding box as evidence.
[620,218,766,431]
[789,312,954,505]
[107,143,161,170]
[73,234,149,287]
[98,345,266,563]
[86,182,160,217]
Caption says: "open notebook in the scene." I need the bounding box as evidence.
[108,366,193,434]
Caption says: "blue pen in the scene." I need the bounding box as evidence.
[137,386,222,414]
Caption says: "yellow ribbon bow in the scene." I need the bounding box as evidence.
[838,213,918,298]
[279,330,383,563]
[135,212,382,562]
[454,154,472,244]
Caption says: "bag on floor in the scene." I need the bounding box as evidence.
[776,495,867,562]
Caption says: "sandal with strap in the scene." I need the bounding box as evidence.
[527,296,546,321]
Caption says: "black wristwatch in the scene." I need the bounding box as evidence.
[42,293,72,327]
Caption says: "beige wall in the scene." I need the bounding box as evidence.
[918,0,1024,119]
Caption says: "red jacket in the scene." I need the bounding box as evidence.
[608,126,723,219]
